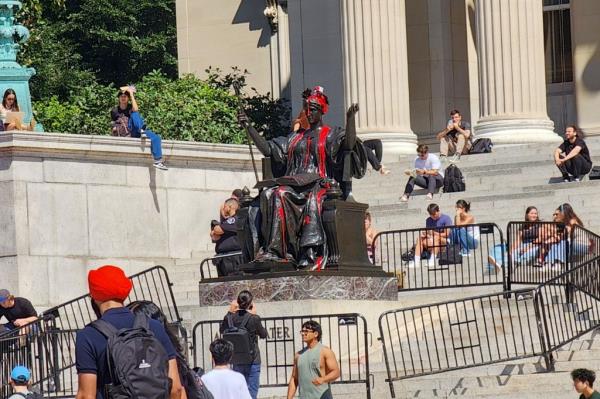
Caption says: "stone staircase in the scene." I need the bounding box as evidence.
[354,138,600,233]
[163,139,600,398]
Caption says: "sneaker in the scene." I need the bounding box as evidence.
[407,261,417,269]
[426,193,434,201]
[153,160,168,170]
[427,257,435,268]
[400,194,409,202]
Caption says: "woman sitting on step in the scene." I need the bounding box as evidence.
[450,200,479,256]
[542,203,588,269]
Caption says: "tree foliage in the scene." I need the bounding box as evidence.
[18,0,291,145]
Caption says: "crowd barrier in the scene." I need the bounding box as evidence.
[0,266,182,398]
[199,251,242,280]
[372,223,505,291]
[379,226,600,397]
[191,313,373,398]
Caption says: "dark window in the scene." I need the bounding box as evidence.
[543,1,573,83]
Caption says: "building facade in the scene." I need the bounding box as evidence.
[176,0,600,157]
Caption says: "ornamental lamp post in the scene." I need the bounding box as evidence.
[0,0,40,131]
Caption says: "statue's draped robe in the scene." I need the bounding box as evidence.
[255,125,367,268]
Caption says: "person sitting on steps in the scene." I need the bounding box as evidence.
[436,109,472,164]
[554,125,592,182]
[400,145,443,202]
[408,203,453,269]
[451,200,479,256]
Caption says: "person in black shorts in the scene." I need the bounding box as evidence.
[555,125,592,182]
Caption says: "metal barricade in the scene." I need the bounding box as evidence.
[506,222,569,290]
[191,313,372,398]
[378,289,543,397]
[373,223,505,291]
[534,256,600,365]
[0,266,182,398]
[199,251,242,280]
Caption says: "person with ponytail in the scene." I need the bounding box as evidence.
[451,199,480,256]
[220,290,267,399]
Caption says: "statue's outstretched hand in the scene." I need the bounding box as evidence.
[346,103,359,119]
[237,111,250,128]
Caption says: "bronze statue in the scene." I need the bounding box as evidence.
[238,87,367,270]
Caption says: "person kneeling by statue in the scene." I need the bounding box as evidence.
[237,87,367,270]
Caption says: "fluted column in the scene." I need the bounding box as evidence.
[341,0,417,158]
[475,0,559,143]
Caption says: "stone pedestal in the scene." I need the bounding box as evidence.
[341,0,417,158]
[474,0,559,144]
[198,272,397,305]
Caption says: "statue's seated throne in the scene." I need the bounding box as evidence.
[236,157,384,275]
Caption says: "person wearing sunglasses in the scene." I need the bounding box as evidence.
[287,320,339,399]
[400,144,443,202]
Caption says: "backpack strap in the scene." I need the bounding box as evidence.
[91,319,119,338]
[227,313,235,329]
[239,311,252,329]
[132,312,151,330]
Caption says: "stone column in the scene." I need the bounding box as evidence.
[571,0,600,136]
[475,0,559,143]
[341,0,417,158]
[268,0,291,100]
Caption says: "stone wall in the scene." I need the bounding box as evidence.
[0,132,258,308]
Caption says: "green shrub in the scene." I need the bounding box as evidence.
[34,69,291,144]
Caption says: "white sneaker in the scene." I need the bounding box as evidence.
[399,194,409,202]
[427,257,435,268]
[153,161,168,170]
[407,261,417,269]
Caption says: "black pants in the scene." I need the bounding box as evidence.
[213,252,243,277]
[404,174,444,195]
[558,154,592,179]
[363,139,383,171]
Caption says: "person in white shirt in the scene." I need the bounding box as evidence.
[400,145,444,202]
[201,339,252,399]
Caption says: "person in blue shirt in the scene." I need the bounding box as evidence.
[409,203,453,268]
[75,265,183,399]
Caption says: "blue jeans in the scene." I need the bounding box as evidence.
[143,129,163,161]
[233,363,261,399]
[451,227,478,254]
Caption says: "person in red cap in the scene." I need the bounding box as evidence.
[75,265,183,399]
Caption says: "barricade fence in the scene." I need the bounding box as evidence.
[192,313,372,398]
[199,251,242,280]
[0,266,182,398]
[536,257,600,357]
[379,226,600,397]
[378,289,543,397]
[372,223,505,291]
[0,320,77,398]
[507,222,570,290]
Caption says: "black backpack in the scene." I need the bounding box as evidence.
[443,165,466,193]
[438,244,463,266]
[469,138,493,154]
[92,313,171,399]
[222,312,254,365]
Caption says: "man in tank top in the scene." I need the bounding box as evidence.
[287,320,340,399]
